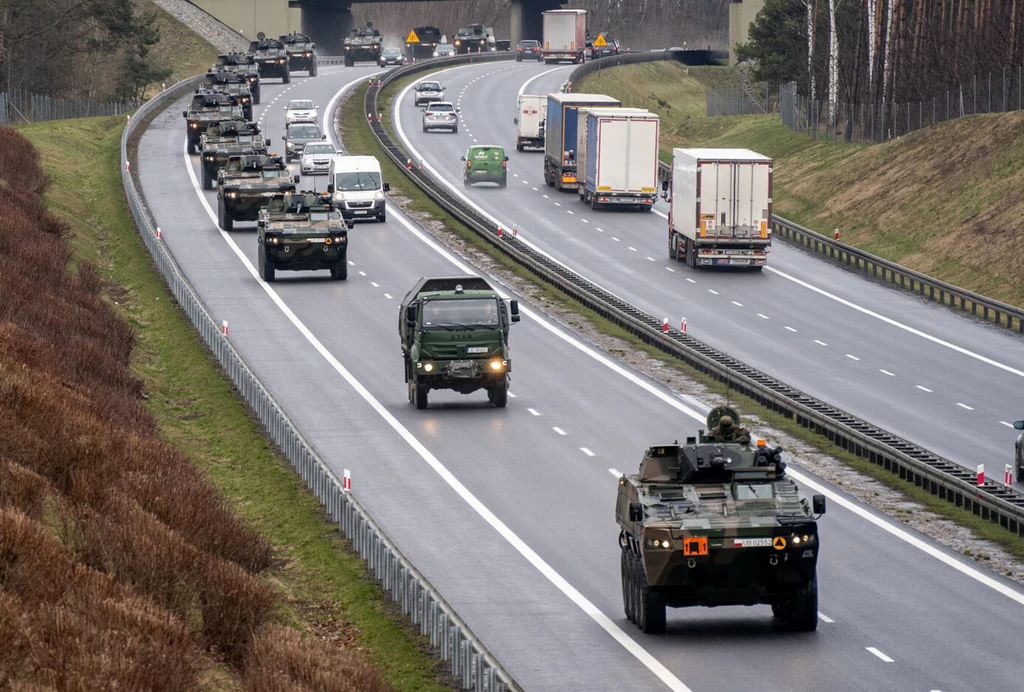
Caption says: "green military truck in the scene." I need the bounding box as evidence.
[215,52,261,104]
[343,22,383,66]
[200,69,254,120]
[216,154,298,231]
[280,33,318,76]
[256,192,352,282]
[183,91,244,155]
[616,406,827,633]
[198,120,270,190]
[248,33,291,83]
[399,276,520,410]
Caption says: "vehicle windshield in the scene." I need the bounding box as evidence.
[519,41,539,48]
[288,124,321,139]
[335,171,381,191]
[289,100,314,110]
[422,298,500,328]
[303,144,335,155]
[383,48,401,55]
[436,46,454,54]
[419,82,441,91]
[429,103,454,112]
[734,482,775,500]
[261,169,284,180]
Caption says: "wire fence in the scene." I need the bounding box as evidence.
[779,64,1024,143]
[1,87,136,126]
[706,80,777,116]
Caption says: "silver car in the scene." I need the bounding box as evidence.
[422,101,459,133]
[414,80,445,107]
[284,98,318,125]
[299,142,337,176]
[432,43,456,58]
[282,121,325,162]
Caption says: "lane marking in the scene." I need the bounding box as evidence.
[814,339,828,346]
[880,369,895,376]
[582,219,589,224]
[507,392,516,398]
[866,647,894,663]
[708,289,718,295]
[528,408,540,416]
[580,447,595,457]
[371,281,379,288]
[817,612,834,623]
[731,301,743,307]
[916,385,933,393]
[628,246,637,252]
[956,403,974,411]
[567,210,575,215]
[359,271,367,277]
[846,354,860,361]
[608,468,622,477]
[785,326,798,332]
[596,227,605,233]
[758,313,769,319]
[612,237,620,242]
[554,202,562,207]
[647,257,656,262]
[685,278,696,284]
[384,293,392,299]
[553,426,566,436]
[666,267,675,273]
[1001,421,1016,428]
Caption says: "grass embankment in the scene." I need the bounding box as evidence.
[5,115,450,689]
[578,61,1024,307]
[141,0,222,94]
[347,68,1024,561]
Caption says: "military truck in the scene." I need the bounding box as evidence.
[183,91,245,155]
[215,52,262,104]
[405,26,442,59]
[198,120,271,190]
[280,33,317,76]
[399,276,520,410]
[1014,420,1024,483]
[343,22,383,67]
[616,406,827,633]
[248,33,291,83]
[216,154,298,231]
[200,70,254,120]
[453,23,495,54]
[256,192,352,282]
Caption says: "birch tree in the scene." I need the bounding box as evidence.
[827,0,839,128]
[806,0,817,102]
[866,0,875,94]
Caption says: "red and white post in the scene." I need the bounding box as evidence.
[221,320,229,336]
[343,469,352,491]
[662,318,669,333]
[156,226,162,240]
[681,317,687,332]
[976,463,985,486]
[1005,464,1013,485]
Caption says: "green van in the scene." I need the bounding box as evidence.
[461,144,508,188]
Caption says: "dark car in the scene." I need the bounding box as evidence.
[591,36,621,59]
[515,39,543,62]
[378,47,407,67]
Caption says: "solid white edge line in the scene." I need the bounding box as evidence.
[180,73,693,692]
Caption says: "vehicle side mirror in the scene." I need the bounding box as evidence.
[509,299,520,323]
[183,110,188,117]
[812,494,827,515]
[321,134,326,139]
[513,116,518,125]
[281,136,286,141]
[405,305,417,326]
[266,138,271,146]
[326,183,334,193]
[383,182,390,192]
[293,175,300,183]
[628,501,643,522]
[661,179,669,193]
[345,219,354,230]
[1015,420,1024,430]
[504,155,509,161]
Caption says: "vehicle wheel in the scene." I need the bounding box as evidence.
[452,126,458,134]
[201,165,212,190]
[543,59,552,65]
[515,56,522,63]
[344,56,354,67]
[252,85,261,105]
[784,578,818,632]
[621,549,634,622]
[422,125,428,132]
[245,106,253,121]
[668,232,678,261]
[187,140,196,155]
[258,246,275,282]
[491,380,508,408]
[590,196,599,211]
[310,61,318,77]
[330,260,347,280]
[637,564,666,634]
[377,210,386,223]
[686,236,697,269]
[283,69,291,84]
[415,381,429,410]
[218,198,233,232]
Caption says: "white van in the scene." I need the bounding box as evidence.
[327,155,389,222]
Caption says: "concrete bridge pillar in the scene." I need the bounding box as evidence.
[510,0,523,46]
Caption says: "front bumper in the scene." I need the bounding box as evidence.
[339,199,385,219]
[265,238,347,270]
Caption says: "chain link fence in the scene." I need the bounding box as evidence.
[1,87,136,126]
[706,80,776,116]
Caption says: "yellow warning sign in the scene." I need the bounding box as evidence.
[406,29,420,44]
[773,537,787,550]
[594,33,607,47]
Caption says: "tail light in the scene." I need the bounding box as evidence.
[502,160,507,170]
[466,160,472,170]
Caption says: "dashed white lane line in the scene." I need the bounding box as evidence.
[731,301,743,307]
[814,339,828,346]
[348,260,355,265]
[647,256,656,262]
[371,281,379,288]
[384,293,393,299]
[527,408,540,416]
[817,612,834,623]
[916,385,933,392]
[359,271,367,277]
[580,448,595,457]
[522,180,528,184]
[608,468,622,477]
[581,218,589,224]
[612,237,620,242]
[567,210,575,215]
[596,227,605,233]
[512,173,519,177]
[532,187,539,191]
[758,313,769,319]
[666,267,675,272]
[628,246,637,252]
[1001,421,1016,428]
[685,278,696,284]
[785,326,798,332]
[708,289,719,295]
[542,194,549,199]
[553,426,566,435]
[507,392,516,398]
[880,369,895,376]
[866,647,894,663]
[554,202,561,207]
[846,354,860,361]
[956,402,974,411]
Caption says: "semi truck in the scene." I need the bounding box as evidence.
[544,93,620,192]
[664,148,773,269]
[514,93,547,152]
[577,107,659,211]
[542,9,587,64]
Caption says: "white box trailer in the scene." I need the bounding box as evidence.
[667,148,773,269]
[542,9,586,64]
[514,94,547,151]
[576,108,659,211]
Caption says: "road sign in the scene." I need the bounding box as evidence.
[594,33,607,47]
[406,29,420,44]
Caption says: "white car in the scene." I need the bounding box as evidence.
[299,142,338,176]
[422,101,459,133]
[414,80,445,107]
[284,99,318,125]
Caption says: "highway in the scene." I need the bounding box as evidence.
[132,60,1024,691]
[393,61,1024,480]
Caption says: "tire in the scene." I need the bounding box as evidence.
[252,84,261,105]
[637,563,666,634]
[282,69,290,84]
[201,164,212,190]
[415,381,429,410]
[422,124,427,132]
[310,61,318,77]
[244,106,253,121]
[621,549,633,622]
[491,380,508,407]
[515,55,522,62]
[452,125,458,134]
[668,232,678,261]
[187,140,196,155]
[258,245,275,282]
[344,56,354,67]
[218,197,233,232]
[686,236,697,269]
[784,578,819,632]
[463,177,471,188]
[330,260,347,280]
[498,178,506,188]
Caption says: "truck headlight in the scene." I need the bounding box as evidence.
[489,359,506,371]
[374,190,384,201]
[417,362,434,372]
[227,191,237,198]
[644,538,671,549]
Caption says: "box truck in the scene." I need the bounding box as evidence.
[544,93,620,192]
[514,94,547,152]
[665,148,773,269]
[577,108,660,210]
[542,9,587,64]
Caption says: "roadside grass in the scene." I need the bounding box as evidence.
[20,116,452,691]
[349,67,1024,560]
[578,61,1024,308]
[141,0,222,93]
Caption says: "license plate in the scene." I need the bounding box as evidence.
[466,346,488,354]
[731,259,751,265]
[354,210,367,214]
[306,237,325,243]
[733,537,772,548]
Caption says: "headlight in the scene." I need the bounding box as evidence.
[417,362,434,372]
[227,192,237,198]
[374,190,384,201]
[189,123,197,128]
[644,538,671,549]
[286,142,294,149]
[268,236,279,244]
[489,359,506,371]
[205,154,214,160]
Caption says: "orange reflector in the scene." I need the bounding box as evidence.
[683,537,708,556]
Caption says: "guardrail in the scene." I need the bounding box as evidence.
[365,55,1024,540]
[122,75,516,692]
[567,53,1024,335]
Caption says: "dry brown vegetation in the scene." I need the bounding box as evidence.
[0,124,389,689]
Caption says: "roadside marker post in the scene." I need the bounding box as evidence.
[977,463,985,486]
[681,317,687,332]
[343,469,352,491]
[662,318,669,333]
[1005,464,1013,485]
[221,320,229,336]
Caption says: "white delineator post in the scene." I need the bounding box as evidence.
[221,320,229,336]
[681,317,687,332]
[1005,464,1013,485]
[977,464,985,486]
[156,226,162,240]
[343,469,352,491]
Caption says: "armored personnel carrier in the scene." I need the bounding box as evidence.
[256,192,352,282]
[216,154,298,232]
[248,33,291,83]
[280,33,317,76]
[183,91,245,155]
[200,70,254,120]
[198,120,270,190]
[399,276,520,409]
[343,22,383,67]
[405,26,442,59]
[616,406,826,633]
[453,24,495,54]
[215,52,261,103]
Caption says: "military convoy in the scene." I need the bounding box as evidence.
[616,406,826,633]
[280,33,318,76]
[399,276,519,409]
[200,70,254,120]
[215,52,261,103]
[453,23,495,54]
[248,33,291,83]
[405,26,442,59]
[256,192,352,282]
[216,154,298,232]
[343,22,383,67]
[183,91,245,155]
[198,120,270,190]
